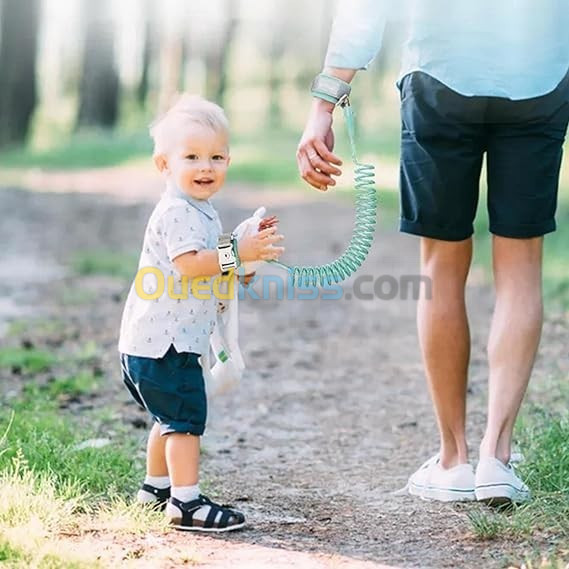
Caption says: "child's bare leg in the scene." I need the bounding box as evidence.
[164,433,243,529]
[137,422,171,505]
[147,422,168,476]
[165,433,200,486]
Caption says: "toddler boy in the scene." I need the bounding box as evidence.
[118,94,284,531]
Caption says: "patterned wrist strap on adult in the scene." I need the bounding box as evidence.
[311,73,352,106]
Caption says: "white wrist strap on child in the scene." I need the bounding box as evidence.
[217,233,238,274]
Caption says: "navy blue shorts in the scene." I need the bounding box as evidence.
[120,345,207,436]
[399,71,569,241]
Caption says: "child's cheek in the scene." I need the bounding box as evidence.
[180,170,195,190]
[217,167,228,184]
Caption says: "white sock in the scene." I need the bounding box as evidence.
[171,484,200,503]
[144,475,170,489]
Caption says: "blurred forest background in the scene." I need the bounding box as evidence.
[0,0,403,174]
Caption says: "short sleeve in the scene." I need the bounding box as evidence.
[160,203,208,261]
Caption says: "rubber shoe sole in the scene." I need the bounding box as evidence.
[169,519,246,533]
[475,483,529,505]
[475,457,530,505]
[409,482,475,502]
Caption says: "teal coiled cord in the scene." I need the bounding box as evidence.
[270,99,378,287]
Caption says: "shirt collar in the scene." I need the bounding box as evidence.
[164,179,217,220]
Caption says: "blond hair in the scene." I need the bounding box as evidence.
[149,94,229,156]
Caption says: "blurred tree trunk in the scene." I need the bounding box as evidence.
[205,0,237,106]
[157,34,184,112]
[0,0,39,148]
[137,0,157,107]
[76,0,119,130]
[268,38,284,128]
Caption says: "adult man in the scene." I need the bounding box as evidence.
[298,0,569,503]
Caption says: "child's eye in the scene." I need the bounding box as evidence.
[212,155,225,161]
[186,154,198,160]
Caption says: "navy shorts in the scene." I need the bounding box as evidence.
[120,345,207,436]
[399,71,569,241]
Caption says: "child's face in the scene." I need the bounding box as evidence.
[165,124,230,200]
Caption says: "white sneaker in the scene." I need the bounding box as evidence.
[408,455,475,502]
[475,457,530,504]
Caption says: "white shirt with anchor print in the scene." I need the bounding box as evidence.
[118,179,222,358]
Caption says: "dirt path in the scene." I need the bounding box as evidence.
[1,179,567,569]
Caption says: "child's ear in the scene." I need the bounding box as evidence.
[227,155,231,166]
[154,154,168,173]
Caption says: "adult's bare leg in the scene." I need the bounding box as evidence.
[417,237,473,468]
[480,236,543,464]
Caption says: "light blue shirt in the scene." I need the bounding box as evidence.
[325,0,569,100]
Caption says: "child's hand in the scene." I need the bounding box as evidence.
[258,216,278,231]
[238,226,284,262]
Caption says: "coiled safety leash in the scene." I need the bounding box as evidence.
[270,97,378,287]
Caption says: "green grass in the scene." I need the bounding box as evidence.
[0,119,397,188]
[22,371,98,400]
[58,286,98,306]
[71,250,138,280]
[0,347,56,374]
[0,393,139,498]
[468,399,569,555]
[0,538,25,562]
[0,537,100,569]
[0,130,152,171]
[0,345,165,566]
[6,318,67,339]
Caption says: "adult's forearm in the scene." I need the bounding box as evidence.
[322,67,358,84]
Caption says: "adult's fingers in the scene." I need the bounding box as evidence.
[298,150,335,190]
[313,139,342,166]
[307,150,342,177]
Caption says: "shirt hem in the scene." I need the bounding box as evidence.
[395,65,569,101]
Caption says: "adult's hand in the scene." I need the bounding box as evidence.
[297,99,343,191]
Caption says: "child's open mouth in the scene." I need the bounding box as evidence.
[195,179,214,186]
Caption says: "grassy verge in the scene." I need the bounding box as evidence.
[71,250,139,281]
[0,119,399,188]
[468,393,569,564]
[0,343,165,568]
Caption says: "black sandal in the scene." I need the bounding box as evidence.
[139,483,171,511]
[167,494,245,532]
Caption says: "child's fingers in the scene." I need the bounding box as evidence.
[259,221,278,232]
[264,234,284,244]
[261,247,285,260]
[258,227,278,238]
[258,216,278,231]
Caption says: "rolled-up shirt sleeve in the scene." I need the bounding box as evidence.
[324,0,389,70]
[161,204,208,262]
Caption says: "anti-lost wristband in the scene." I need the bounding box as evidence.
[310,73,352,106]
